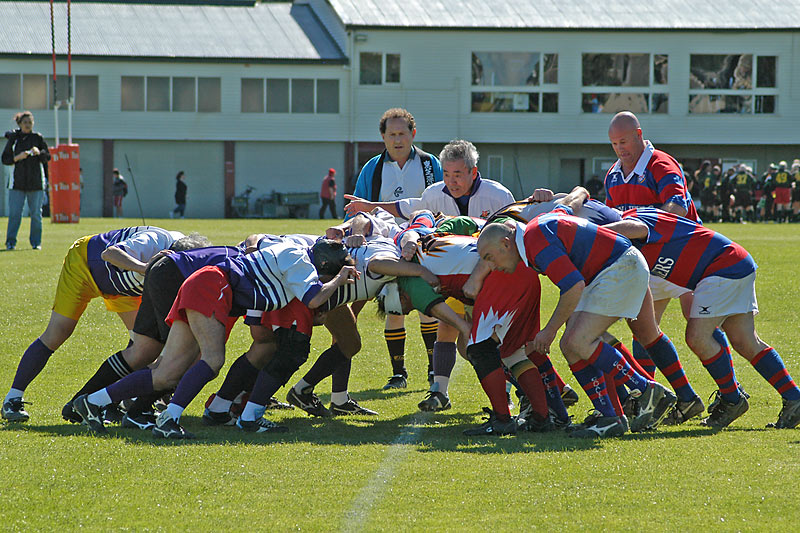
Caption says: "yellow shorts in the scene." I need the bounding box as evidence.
[445,297,465,315]
[52,235,142,320]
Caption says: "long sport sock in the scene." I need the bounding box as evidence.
[509,360,548,422]
[94,368,154,406]
[750,347,800,401]
[605,373,623,416]
[588,342,649,394]
[331,356,351,394]
[297,344,347,390]
[713,328,738,383]
[432,341,456,393]
[216,354,259,401]
[170,360,216,412]
[71,350,133,401]
[420,321,438,374]
[530,352,568,421]
[645,333,697,402]
[569,359,616,417]
[701,348,740,403]
[10,338,54,393]
[632,338,657,378]
[613,339,654,380]
[244,370,283,419]
[384,328,407,377]
[478,367,511,421]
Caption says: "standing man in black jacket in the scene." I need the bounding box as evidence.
[2,111,50,250]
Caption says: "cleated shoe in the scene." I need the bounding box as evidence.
[767,398,800,429]
[237,416,289,433]
[2,397,30,422]
[72,395,108,435]
[700,392,749,429]
[622,395,639,419]
[417,391,451,412]
[330,398,378,416]
[518,393,532,420]
[121,412,156,430]
[265,396,294,410]
[662,395,706,425]
[202,408,237,426]
[428,371,435,386]
[382,375,408,390]
[553,414,574,430]
[630,382,677,432]
[707,386,749,414]
[62,401,83,424]
[102,404,125,425]
[152,411,194,439]
[463,408,520,436]
[521,415,555,433]
[569,413,627,439]
[561,384,580,408]
[286,386,332,417]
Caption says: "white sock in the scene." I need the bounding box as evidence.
[208,395,233,413]
[88,389,112,407]
[434,376,450,394]
[331,391,349,405]
[165,403,184,422]
[5,388,24,402]
[294,379,312,394]
[240,401,262,422]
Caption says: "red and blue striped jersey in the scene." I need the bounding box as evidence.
[521,207,632,293]
[622,208,756,289]
[604,142,699,222]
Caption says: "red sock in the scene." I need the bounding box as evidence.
[605,372,624,416]
[480,368,511,421]
[614,340,655,380]
[516,367,549,421]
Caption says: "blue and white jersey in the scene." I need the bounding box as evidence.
[320,237,399,310]
[87,226,181,296]
[256,233,319,249]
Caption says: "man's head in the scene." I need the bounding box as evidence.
[113,168,120,177]
[608,112,645,170]
[778,160,787,171]
[712,165,722,176]
[379,108,416,163]
[170,232,211,251]
[311,239,352,277]
[769,163,778,173]
[328,168,336,176]
[477,222,522,274]
[440,139,479,198]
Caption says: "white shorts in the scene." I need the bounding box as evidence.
[575,247,650,319]
[690,273,758,318]
[649,274,691,301]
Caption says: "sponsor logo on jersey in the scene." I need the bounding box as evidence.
[651,256,675,279]
[393,186,404,198]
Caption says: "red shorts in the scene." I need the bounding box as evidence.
[166,266,239,339]
[259,297,313,336]
[471,264,542,358]
[775,187,792,204]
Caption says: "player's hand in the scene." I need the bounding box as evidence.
[343,194,374,217]
[325,226,345,241]
[335,265,360,285]
[462,276,483,300]
[147,249,174,267]
[420,270,440,290]
[531,326,557,355]
[401,241,417,261]
[526,188,554,203]
[344,234,366,248]
[30,146,40,156]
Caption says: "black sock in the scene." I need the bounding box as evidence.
[71,351,133,401]
[331,357,352,393]
[216,353,259,401]
[384,328,407,377]
[420,321,438,374]
[302,344,347,388]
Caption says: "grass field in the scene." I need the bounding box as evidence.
[1,216,799,531]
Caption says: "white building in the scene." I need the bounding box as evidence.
[2,0,799,217]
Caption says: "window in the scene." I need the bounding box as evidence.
[581,53,669,114]
[316,79,339,113]
[48,75,70,108]
[146,77,169,111]
[267,79,289,113]
[121,76,144,111]
[74,75,98,110]
[0,74,20,109]
[198,77,220,112]
[172,77,195,112]
[359,52,401,85]
[241,78,264,113]
[688,54,777,114]
[471,52,558,113]
[23,74,47,109]
[291,79,314,113]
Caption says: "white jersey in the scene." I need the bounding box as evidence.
[323,237,400,309]
[416,235,479,277]
[395,178,514,220]
[353,208,402,241]
[257,234,318,249]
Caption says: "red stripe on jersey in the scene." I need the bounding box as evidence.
[581,226,616,282]
[545,255,581,287]
[556,218,577,256]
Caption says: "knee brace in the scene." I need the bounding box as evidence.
[264,326,311,386]
[466,338,502,381]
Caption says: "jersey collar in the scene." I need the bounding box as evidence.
[514,222,529,267]
[610,140,655,183]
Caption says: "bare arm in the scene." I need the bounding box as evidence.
[241,234,266,253]
[557,186,591,211]
[101,246,150,274]
[398,230,421,260]
[368,257,440,289]
[602,219,649,240]
[660,202,688,217]
[532,281,584,354]
[428,301,472,340]
[343,194,402,218]
[462,259,492,300]
[307,265,359,309]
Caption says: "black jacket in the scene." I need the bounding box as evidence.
[2,129,50,191]
[175,179,187,204]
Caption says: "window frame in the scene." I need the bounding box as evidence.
[469,51,559,114]
[580,52,669,114]
[687,53,778,115]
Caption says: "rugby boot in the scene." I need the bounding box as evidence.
[463,408,521,436]
[418,390,451,412]
[330,398,379,416]
[72,395,108,435]
[662,395,706,425]
[630,382,677,432]
[569,411,627,439]
[766,398,800,429]
[382,374,408,390]
[2,397,29,422]
[152,411,194,439]
[701,391,749,429]
[286,386,332,417]
[561,384,580,408]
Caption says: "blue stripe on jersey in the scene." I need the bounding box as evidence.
[87,226,151,296]
[168,246,243,279]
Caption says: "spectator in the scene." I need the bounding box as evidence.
[2,111,50,250]
[319,168,337,219]
[730,164,756,222]
[111,168,127,218]
[171,171,187,219]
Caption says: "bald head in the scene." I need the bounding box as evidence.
[608,112,641,135]
[477,222,521,274]
[608,112,645,173]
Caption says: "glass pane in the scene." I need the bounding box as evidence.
[146,77,170,111]
[689,54,752,89]
[172,77,195,112]
[688,94,752,113]
[755,95,776,114]
[198,77,220,112]
[75,75,98,110]
[542,92,558,112]
[471,92,539,112]
[266,78,289,112]
[316,79,339,113]
[582,93,649,113]
[652,93,669,114]
[654,54,668,84]
[0,74,21,109]
[121,76,144,111]
[241,78,264,113]
[472,52,541,86]
[386,54,400,83]
[22,74,46,109]
[360,52,382,85]
[48,75,70,107]
[543,54,558,84]
[582,54,650,87]
[756,56,776,88]
[291,78,314,113]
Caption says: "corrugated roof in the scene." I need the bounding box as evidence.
[328,0,800,30]
[0,2,345,62]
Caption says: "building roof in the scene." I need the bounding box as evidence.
[0,1,345,62]
[328,0,800,30]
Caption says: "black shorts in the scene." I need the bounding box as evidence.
[132,256,186,343]
[734,191,752,207]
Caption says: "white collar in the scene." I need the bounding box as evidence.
[610,140,655,183]
[514,222,529,267]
